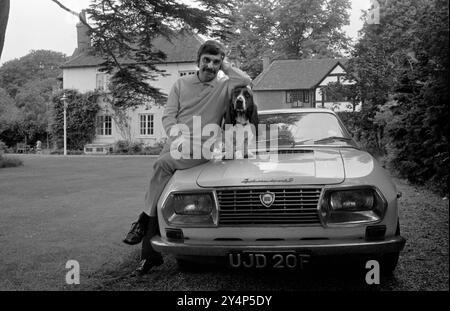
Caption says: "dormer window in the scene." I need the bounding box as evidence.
[96,73,109,91]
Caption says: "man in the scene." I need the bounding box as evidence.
[123,40,251,275]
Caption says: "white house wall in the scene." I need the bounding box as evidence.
[63,62,198,146]
[329,64,346,75]
[63,67,98,93]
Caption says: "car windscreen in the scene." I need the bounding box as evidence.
[256,112,354,147]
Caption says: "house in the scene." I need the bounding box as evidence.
[61,13,204,152]
[252,58,361,112]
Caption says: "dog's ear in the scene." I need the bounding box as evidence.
[247,103,259,137]
[224,97,235,126]
[247,103,259,126]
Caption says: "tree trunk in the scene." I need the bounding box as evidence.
[0,0,10,60]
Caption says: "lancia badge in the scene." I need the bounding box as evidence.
[260,191,275,207]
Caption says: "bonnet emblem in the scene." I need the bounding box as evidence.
[260,191,275,207]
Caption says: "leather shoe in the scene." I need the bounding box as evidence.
[133,257,164,276]
[123,221,146,245]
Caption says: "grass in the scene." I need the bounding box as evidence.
[0,154,23,168]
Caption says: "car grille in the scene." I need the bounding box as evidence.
[217,188,322,226]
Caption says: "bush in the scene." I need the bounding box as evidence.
[0,140,6,154]
[49,149,84,155]
[112,140,164,155]
[337,111,384,157]
[0,155,23,168]
[142,144,163,155]
[114,140,130,154]
[130,142,143,154]
[50,89,101,150]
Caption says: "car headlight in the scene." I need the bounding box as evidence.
[162,191,218,227]
[320,187,386,226]
[171,193,213,215]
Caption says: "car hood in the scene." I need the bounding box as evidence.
[196,149,345,187]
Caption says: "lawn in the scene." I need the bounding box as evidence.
[0,154,157,290]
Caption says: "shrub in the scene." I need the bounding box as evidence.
[114,140,130,154]
[0,140,6,154]
[130,142,143,154]
[337,111,384,158]
[0,155,23,168]
[143,144,163,155]
[50,89,101,150]
[49,149,84,155]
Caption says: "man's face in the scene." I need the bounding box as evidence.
[198,53,223,82]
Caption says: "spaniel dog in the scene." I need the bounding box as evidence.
[220,85,259,159]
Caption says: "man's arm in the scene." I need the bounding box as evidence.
[221,60,252,88]
[162,81,180,137]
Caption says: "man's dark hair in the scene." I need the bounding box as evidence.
[197,40,226,64]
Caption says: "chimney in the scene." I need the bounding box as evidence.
[76,10,91,51]
[263,56,270,71]
[262,50,272,71]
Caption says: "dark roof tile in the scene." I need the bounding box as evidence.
[252,58,348,91]
[62,30,204,68]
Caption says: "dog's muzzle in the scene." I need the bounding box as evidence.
[235,98,245,110]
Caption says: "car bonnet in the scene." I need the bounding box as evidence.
[196,149,345,187]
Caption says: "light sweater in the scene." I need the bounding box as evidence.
[162,67,252,143]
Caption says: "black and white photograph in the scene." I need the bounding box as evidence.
[0,0,448,297]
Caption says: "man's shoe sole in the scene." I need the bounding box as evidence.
[122,238,142,245]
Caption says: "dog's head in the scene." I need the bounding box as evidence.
[226,85,258,126]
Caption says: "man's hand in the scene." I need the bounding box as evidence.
[220,58,233,74]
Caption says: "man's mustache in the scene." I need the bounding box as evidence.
[203,68,216,73]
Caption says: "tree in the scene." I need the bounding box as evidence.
[0,0,9,60]
[0,87,17,133]
[321,81,361,111]
[349,0,449,193]
[0,49,66,98]
[226,0,351,78]
[0,50,66,147]
[52,0,236,109]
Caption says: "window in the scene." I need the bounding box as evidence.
[140,114,154,136]
[322,85,350,102]
[96,115,112,136]
[96,73,109,91]
[286,90,310,104]
[179,70,196,77]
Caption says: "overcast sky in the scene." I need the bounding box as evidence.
[0,0,372,65]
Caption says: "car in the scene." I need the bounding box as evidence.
[151,108,406,273]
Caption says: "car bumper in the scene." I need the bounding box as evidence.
[151,236,406,257]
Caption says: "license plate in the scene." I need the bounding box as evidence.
[228,252,310,269]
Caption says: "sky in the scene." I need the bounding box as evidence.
[0,0,372,65]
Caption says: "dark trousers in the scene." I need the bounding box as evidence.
[141,216,161,260]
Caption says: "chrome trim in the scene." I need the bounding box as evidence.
[216,187,323,226]
[318,185,388,228]
[161,189,219,228]
[151,236,406,257]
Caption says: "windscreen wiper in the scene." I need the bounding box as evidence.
[313,136,353,144]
